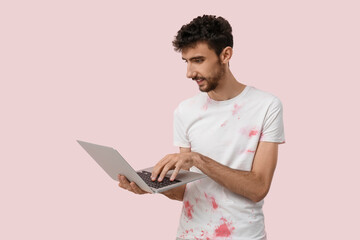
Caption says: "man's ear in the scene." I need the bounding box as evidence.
[220,46,233,64]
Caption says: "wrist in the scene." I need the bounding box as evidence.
[192,152,204,168]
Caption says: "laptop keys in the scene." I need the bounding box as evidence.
[137,171,180,189]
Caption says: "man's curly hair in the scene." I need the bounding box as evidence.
[172,15,233,56]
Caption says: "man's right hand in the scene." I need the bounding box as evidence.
[118,175,149,195]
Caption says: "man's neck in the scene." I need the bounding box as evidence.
[207,71,246,101]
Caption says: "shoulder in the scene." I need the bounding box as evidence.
[174,92,207,115]
[246,86,283,108]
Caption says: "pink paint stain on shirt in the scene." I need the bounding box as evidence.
[214,218,235,238]
[232,103,242,116]
[239,128,248,136]
[184,201,194,220]
[220,120,228,127]
[247,149,256,153]
[204,193,218,210]
[211,199,218,210]
[200,230,211,239]
[249,128,259,137]
[202,97,212,111]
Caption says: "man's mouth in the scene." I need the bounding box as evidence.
[194,78,206,85]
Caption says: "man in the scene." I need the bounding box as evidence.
[118,15,285,240]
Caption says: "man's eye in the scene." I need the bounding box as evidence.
[194,59,203,63]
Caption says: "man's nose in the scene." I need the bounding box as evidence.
[186,64,196,79]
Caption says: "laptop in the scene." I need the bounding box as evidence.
[77,140,207,193]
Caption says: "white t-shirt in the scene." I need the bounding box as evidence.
[174,86,285,240]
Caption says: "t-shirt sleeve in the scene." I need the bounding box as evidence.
[260,97,286,144]
[173,107,191,148]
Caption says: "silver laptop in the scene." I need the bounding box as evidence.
[77,140,207,193]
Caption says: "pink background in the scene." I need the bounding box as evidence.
[1,0,359,239]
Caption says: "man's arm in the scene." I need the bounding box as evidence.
[152,141,279,202]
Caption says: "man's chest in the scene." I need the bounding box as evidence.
[187,105,266,155]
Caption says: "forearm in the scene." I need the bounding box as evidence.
[194,154,267,202]
[161,184,186,201]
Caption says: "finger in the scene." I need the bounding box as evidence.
[170,165,181,181]
[151,155,170,180]
[118,181,131,191]
[130,182,148,194]
[158,162,175,182]
[118,175,132,191]
[151,155,169,180]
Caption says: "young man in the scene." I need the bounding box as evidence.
[118,15,285,240]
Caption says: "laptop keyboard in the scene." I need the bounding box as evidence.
[137,171,181,189]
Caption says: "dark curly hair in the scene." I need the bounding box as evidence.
[172,15,233,56]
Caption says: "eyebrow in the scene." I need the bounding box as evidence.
[182,56,205,61]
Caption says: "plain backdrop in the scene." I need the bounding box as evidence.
[1,0,359,239]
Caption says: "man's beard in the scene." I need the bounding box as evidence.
[198,63,225,92]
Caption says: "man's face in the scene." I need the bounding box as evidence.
[182,42,225,92]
